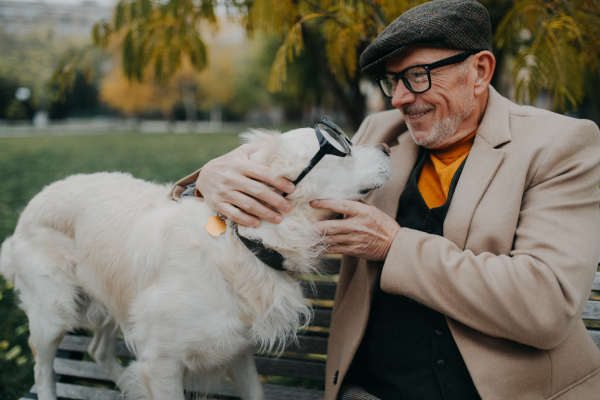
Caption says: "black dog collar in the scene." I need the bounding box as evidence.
[234,226,287,272]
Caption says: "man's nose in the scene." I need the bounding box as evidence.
[391,81,417,109]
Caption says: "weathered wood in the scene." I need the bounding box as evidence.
[583,300,600,321]
[54,358,112,382]
[51,357,325,400]
[254,355,326,381]
[592,271,600,292]
[29,380,324,400]
[31,382,120,400]
[59,335,134,358]
[59,333,329,357]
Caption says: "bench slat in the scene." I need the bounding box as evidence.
[301,281,337,300]
[29,380,323,400]
[593,271,600,292]
[583,300,600,321]
[59,334,329,357]
[59,335,134,358]
[54,358,112,382]
[254,356,325,381]
[49,358,325,400]
[31,382,120,400]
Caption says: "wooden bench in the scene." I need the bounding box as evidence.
[19,259,600,399]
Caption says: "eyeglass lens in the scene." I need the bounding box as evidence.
[379,66,429,97]
[317,123,350,153]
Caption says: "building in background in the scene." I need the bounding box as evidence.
[0,0,112,38]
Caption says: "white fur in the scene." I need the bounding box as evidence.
[0,128,391,400]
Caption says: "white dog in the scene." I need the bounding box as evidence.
[0,126,391,400]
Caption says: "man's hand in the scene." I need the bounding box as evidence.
[311,199,401,261]
[196,142,295,227]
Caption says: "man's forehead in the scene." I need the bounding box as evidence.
[385,46,459,72]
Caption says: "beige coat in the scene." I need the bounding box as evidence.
[324,86,600,400]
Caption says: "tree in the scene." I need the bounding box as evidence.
[98,20,245,120]
[493,0,600,112]
[91,0,600,129]
[93,0,428,130]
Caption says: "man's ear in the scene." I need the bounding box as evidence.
[473,51,495,97]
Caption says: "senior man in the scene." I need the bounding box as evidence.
[170,0,600,398]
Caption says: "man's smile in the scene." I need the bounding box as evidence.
[407,109,432,120]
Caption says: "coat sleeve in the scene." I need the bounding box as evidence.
[380,119,600,350]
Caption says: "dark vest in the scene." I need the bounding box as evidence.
[345,149,481,400]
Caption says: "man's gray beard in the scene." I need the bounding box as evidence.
[403,85,476,149]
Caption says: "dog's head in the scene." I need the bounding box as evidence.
[237,127,392,273]
[242,127,392,213]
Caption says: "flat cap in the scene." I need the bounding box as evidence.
[360,0,491,76]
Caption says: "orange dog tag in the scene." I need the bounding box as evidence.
[206,216,227,237]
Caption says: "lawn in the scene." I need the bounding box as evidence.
[0,132,243,398]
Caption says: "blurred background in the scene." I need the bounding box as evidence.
[1,0,599,398]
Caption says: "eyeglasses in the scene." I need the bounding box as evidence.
[375,50,478,98]
[283,118,352,197]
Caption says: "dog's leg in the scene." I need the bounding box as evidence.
[226,347,266,400]
[29,325,65,400]
[88,319,125,385]
[121,358,186,400]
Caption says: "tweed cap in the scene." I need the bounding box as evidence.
[360,0,491,76]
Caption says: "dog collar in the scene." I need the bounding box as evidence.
[234,226,287,272]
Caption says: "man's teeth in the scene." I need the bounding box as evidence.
[410,110,430,118]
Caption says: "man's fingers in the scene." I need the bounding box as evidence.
[242,160,295,195]
[223,174,291,215]
[311,198,361,216]
[228,191,283,224]
[218,203,260,228]
[315,220,352,236]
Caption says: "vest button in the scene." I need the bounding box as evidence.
[436,359,446,369]
[333,370,339,384]
[425,223,434,233]
[435,329,443,336]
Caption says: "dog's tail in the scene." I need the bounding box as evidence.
[0,236,16,283]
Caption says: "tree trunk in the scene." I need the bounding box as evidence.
[301,25,366,131]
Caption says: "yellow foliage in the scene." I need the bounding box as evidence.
[100,19,247,116]
[494,0,600,111]
[250,0,428,92]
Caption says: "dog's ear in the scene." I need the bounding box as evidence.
[240,129,312,183]
[240,129,282,170]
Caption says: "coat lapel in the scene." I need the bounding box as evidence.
[444,86,512,249]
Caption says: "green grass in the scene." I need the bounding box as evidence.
[0,132,242,398]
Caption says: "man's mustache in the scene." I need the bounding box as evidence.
[401,104,435,116]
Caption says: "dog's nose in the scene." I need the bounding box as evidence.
[380,143,391,156]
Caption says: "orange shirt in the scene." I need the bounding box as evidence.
[417,129,478,209]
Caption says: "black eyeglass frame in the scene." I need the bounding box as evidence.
[375,50,479,98]
[282,118,352,198]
